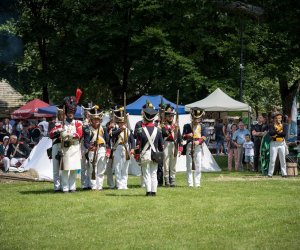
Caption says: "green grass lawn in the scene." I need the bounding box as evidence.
[1,159,300,249]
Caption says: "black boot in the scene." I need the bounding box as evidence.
[164,177,170,187]
[170,177,175,187]
[146,192,152,196]
[151,192,156,196]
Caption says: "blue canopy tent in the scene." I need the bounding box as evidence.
[37,105,83,119]
[126,95,186,115]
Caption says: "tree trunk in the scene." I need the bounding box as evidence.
[279,77,300,117]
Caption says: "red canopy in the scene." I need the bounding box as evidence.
[11,99,52,119]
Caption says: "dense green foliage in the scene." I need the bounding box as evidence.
[0,0,299,114]
[0,172,300,249]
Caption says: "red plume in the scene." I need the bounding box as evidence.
[75,88,82,104]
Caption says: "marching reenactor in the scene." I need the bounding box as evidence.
[49,109,64,192]
[135,107,164,196]
[111,107,135,189]
[84,106,111,190]
[50,96,82,193]
[161,104,183,187]
[133,101,155,187]
[182,108,206,187]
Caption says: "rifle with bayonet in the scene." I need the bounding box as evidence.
[159,96,165,128]
[174,90,180,157]
[191,117,195,171]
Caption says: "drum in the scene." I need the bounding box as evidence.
[286,162,298,177]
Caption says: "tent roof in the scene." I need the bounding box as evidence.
[126,95,186,115]
[11,99,52,119]
[185,88,251,112]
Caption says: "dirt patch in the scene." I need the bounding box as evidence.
[211,174,298,181]
[0,169,39,183]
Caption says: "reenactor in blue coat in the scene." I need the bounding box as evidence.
[135,108,164,196]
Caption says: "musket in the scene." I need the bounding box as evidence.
[191,117,195,171]
[123,92,130,160]
[91,123,101,180]
[173,89,179,157]
[160,96,165,128]
[59,105,65,171]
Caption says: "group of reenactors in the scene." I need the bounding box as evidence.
[49,95,207,196]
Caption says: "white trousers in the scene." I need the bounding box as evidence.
[88,149,108,190]
[113,145,130,189]
[2,157,10,172]
[163,141,177,179]
[141,161,158,193]
[186,143,202,187]
[52,143,61,191]
[268,141,287,176]
[61,170,77,192]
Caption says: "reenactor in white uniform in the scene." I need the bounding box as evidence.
[111,107,135,190]
[50,96,82,193]
[83,106,111,190]
[182,108,206,187]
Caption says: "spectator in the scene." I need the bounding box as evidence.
[3,135,31,172]
[251,115,268,172]
[38,118,49,136]
[0,136,10,171]
[232,122,250,171]
[0,121,10,142]
[243,134,254,171]
[227,124,238,171]
[214,119,226,155]
[3,118,13,134]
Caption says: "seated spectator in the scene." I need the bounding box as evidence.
[3,135,31,172]
[0,121,10,142]
[0,136,10,171]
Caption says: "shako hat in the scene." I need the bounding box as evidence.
[143,108,158,122]
[165,104,175,116]
[88,105,103,119]
[142,100,154,109]
[191,107,205,119]
[114,106,126,122]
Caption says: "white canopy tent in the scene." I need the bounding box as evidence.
[185,88,251,112]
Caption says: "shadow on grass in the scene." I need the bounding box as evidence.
[19,189,57,195]
[104,193,146,197]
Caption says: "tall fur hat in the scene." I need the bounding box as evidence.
[62,96,77,114]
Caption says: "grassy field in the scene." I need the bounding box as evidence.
[0,157,299,250]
